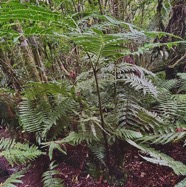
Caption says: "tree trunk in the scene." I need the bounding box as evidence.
[0,49,22,90]
[15,23,41,82]
[149,0,186,75]
[29,36,48,82]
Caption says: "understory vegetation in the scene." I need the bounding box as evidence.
[0,0,185,186]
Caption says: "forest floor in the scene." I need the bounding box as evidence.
[0,128,185,187]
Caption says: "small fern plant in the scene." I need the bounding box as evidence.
[42,161,63,187]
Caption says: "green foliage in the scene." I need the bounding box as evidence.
[60,131,97,145]
[0,138,43,166]
[0,94,17,129]
[44,141,67,161]
[157,73,186,94]
[0,0,185,186]
[19,82,76,141]
[140,129,186,144]
[0,171,23,187]
[177,73,186,93]
[42,161,63,187]
[175,178,186,187]
[135,74,186,144]
[111,128,143,141]
[0,138,15,150]
[0,1,76,38]
[22,82,69,99]
[89,144,106,166]
[127,140,186,175]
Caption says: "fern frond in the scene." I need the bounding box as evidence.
[19,99,47,133]
[19,81,77,140]
[1,171,23,187]
[61,131,97,145]
[141,132,186,144]
[42,161,63,187]
[23,82,69,99]
[76,76,95,94]
[112,128,142,140]
[117,99,164,133]
[127,139,186,175]
[177,73,186,93]
[155,73,186,99]
[0,1,75,28]
[89,144,106,166]
[0,138,15,150]
[154,100,186,120]
[137,109,165,132]
[175,177,186,187]
[19,97,74,139]
[151,91,186,126]
[72,32,125,57]
[117,93,141,128]
[0,142,43,166]
[159,79,178,91]
[43,141,67,161]
[124,73,157,97]
[116,63,155,78]
[41,97,73,139]
[115,63,157,97]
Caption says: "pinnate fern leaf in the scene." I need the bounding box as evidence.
[89,144,106,166]
[42,161,63,187]
[127,140,186,175]
[61,131,97,145]
[0,172,23,187]
[112,128,142,140]
[0,140,43,166]
[0,138,15,150]
[175,178,186,187]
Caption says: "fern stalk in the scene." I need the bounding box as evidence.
[92,65,110,169]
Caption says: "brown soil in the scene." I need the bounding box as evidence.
[0,128,185,187]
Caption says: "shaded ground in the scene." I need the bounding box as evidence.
[124,146,184,187]
[0,128,185,187]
